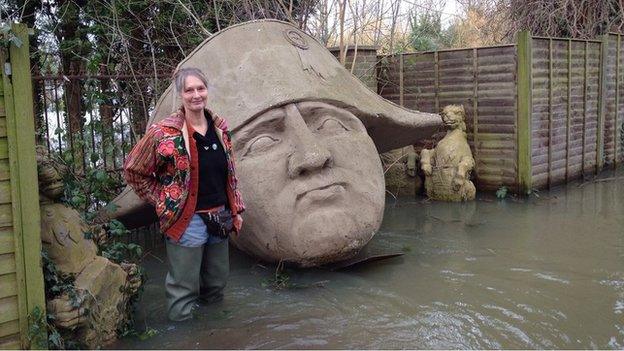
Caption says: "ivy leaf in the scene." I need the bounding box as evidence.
[496,186,508,199]
[49,330,63,348]
[90,152,100,164]
[9,35,23,48]
[104,202,119,213]
[95,169,107,182]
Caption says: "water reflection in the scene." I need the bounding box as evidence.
[112,170,624,349]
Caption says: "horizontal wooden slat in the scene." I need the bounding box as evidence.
[0,181,10,204]
[0,159,9,181]
[0,296,19,324]
[0,117,5,137]
[0,320,19,339]
[0,334,20,350]
[0,204,12,227]
[0,227,13,255]
[0,253,16,275]
[0,273,17,299]
[0,138,7,160]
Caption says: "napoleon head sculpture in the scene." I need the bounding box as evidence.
[107,20,441,267]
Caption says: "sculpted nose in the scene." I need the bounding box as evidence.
[285,105,333,178]
[287,142,333,178]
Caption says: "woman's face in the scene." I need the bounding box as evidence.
[181,75,208,113]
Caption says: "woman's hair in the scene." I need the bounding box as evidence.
[173,67,209,93]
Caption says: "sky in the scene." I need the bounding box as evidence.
[442,0,460,28]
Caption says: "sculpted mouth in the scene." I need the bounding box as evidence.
[296,182,347,202]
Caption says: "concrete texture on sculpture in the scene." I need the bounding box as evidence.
[105,20,441,266]
[420,105,476,202]
[37,148,141,348]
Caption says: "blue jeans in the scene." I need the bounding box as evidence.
[172,214,227,247]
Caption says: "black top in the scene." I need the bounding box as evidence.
[194,116,228,210]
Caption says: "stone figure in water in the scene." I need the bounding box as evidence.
[420,105,476,202]
[37,147,141,348]
[104,20,441,267]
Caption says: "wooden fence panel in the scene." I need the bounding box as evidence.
[0,23,47,349]
[604,34,624,168]
[475,46,518,189]
[0,49,21,350]
[379,45,517,191]
[530,38,602,188]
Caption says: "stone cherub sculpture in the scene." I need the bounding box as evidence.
[420,105,476,201]
[102,20,441,267]
[37,147,141,348]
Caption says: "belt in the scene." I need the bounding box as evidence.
[196,204,226,214]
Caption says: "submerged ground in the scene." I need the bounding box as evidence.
[111,169,623,349]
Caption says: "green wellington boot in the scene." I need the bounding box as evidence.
[199,239,229,304]
[165,240,204,321]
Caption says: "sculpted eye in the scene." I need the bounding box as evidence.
[244,135,279,156]
[317,118,349,133]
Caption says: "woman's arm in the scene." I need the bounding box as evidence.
[123,127,161,206]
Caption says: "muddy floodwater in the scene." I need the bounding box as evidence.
[112,170,624,349]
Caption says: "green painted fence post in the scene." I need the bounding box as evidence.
[517,31,533,194]
[6,23,47,349]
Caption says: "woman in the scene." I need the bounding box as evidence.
[124,67,245,321]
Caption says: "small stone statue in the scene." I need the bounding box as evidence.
[36,147,141,348]
[420,105,476,201]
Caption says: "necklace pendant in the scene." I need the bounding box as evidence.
[212,143,218,150]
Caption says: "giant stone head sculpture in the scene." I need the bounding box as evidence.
[108,20,441,267]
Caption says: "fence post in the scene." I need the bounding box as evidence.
[597,34,608,172]
[517,31,533,194]
[4,23,47,348]
[399,54,404,107]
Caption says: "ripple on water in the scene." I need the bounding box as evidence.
[472,311,536,348]
[266,323,300,331]
[291,338,328,347]
[440,269,475,277]
[533,272,570,284]
[482,304,525,321]
[510,267,533,272]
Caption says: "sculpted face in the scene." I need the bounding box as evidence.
[441,105,465,130]
[105,21,442,267]
[231,101,385,266]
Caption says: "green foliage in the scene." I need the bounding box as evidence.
[262,270,294,290]
[97,219,143,264]
[0,24,22,48]
[28,305,86,350]
[408,11,454,52]
[41,250,78,302]
[39,251,88,350]
[496,186,509,199]
[101,241,143,264]
[261,261,296,290]
[118,326,158,341]
[60,154,123,212]
[27,306,48,349]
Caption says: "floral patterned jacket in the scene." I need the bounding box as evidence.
[123,108,245,242]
